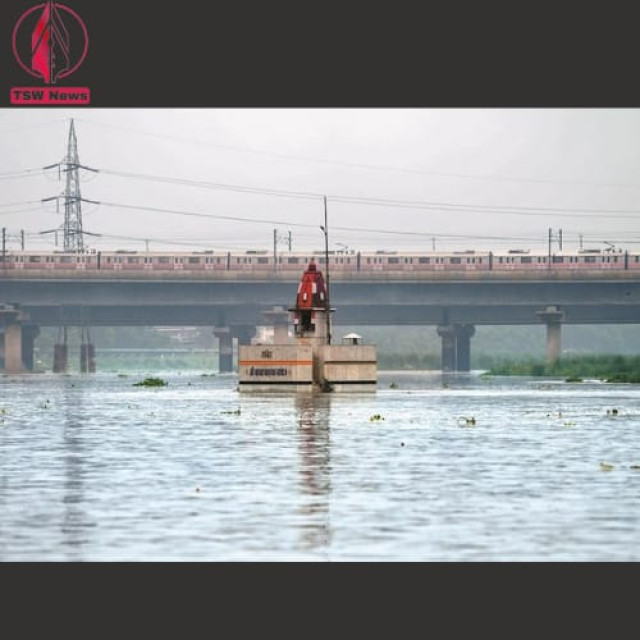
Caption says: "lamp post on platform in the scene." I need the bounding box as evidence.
[320,196,331,345]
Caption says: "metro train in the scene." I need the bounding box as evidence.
[1,247,638,275]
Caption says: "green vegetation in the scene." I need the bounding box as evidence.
[133,377,168,387]
[485,354,640,383]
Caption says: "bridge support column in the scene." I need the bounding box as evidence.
[80,326,96,373]
[3,324,23,374]
[454,324,475,372]
[21,324,40,372]
[262,306,290,344]
[1,304,28,374]
[536,306,564,365]
[232,325,256,348]
[437,325,457,372]
[214,327,233,373]
[80,343,96,373]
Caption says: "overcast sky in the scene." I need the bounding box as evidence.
[2,108,640,254]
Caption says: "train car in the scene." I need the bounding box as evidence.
[2,247,640,277]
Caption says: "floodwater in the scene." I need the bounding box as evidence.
[1,370,639,561]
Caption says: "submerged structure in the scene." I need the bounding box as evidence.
[238,260,377,392]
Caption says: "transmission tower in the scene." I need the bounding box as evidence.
[62,119,84,251]
[43,118,98,252]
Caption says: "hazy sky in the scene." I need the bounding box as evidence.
[2,108,640,254]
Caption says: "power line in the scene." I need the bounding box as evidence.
[97,166,640,218]
[77,117,640,190]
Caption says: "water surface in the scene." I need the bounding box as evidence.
[1,370,639,561]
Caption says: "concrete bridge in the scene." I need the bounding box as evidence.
[2,269,640,373]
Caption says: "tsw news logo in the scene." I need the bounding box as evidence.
[10,1,90,105]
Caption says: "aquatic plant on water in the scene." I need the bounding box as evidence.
[133,377,168,387]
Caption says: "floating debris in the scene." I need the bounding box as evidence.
[606,408,619,416]
[599,461,615,471]
[630,465,640,470]
[369,414,385,422]
[222,408,241,415]
[458,416,476,426]
[565,376,583,383]
[133,377,168,387]
[389,381,398,389]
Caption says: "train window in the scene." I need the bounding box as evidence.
[388,257,399,264]
[158,257,170,264]
[288,258,299,264]
[450,257,462,264]
[478,258,482,264]
[188,257,200,264]
[127,257,139,264]
[418,257,430,264]
[552,256,564,263]
[520,256,532,263]
[584,256,596,263]
[257,257,269,264]
[28,256,41,263]
[635,256,640,263]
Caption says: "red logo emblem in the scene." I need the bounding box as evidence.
[11,2,90,104]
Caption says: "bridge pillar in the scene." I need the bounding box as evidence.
[262,306,290,343]
[0,304,28,374]
[437,325,457,372]
[232,325,256,347]
[21,324,40,372]
[454,324,476,372]
[3,324,23,374]
[80,343,96,373]
[213,327,233,373]
[53,343,68,374]
[536,306,564,364]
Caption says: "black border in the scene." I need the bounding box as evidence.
[3,1,640,107]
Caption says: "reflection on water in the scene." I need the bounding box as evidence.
[2,370,640,561]
[295,393,332,554]
[60,380,94,558]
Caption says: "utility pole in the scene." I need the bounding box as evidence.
[287,230,292,251]
[20,229,24,250]
[2,227,5,266]
[273,228,278,273]
[321,196,331,345]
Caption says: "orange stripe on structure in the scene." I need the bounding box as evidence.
[239,360,313,366]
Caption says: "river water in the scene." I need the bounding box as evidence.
[1,369,639,561]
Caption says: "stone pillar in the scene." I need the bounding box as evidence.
[21,324,40,372]
[437,325,457,372]
[214,327,233,373]
[536,306,564,365]
[4,323,23,374]
[454,324,476,372]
